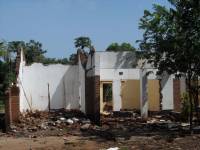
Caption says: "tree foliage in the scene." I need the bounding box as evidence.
[139,0,200,130]
[71,36,93,65]
[0,40,70,95]
[25,40,47,65]
[0,42,7,57]
[7,40,46,65]
[106,42,136,52]
[0,41,16,96]
[42,57,69,65]
[68,53,77,65]
[74,37,92,50]
[7,40,69,65]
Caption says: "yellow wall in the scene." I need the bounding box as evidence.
[100,79,160,112]
[121,79,160,111]
[148,80,160,111]
[121,80,140,109]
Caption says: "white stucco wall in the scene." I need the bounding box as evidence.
[100,69,140,80]
[161,76,174,110]
[18,62,85,112]
[78,55,86,112]
[99,51,137,69]
[113,80,121,111]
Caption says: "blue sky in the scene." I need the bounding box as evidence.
[0,0,170,58]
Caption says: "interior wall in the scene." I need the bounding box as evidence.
[161,76,174,110]
[148,80,160,111]
[121,80,140,110]
[18,63,83,112]
[99,51,138,69]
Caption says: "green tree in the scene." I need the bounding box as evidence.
[106,42,136,52]
[74,37,91,50]
[68,53,77,65]
[42,57,69,65]
[71,36,92,65]
[25,40,46,65]
[7,40,46,65]
[8,41,25,53]
[0,39,71,97]
[0,41,16,96]
[0,41,7,57]
[138,0,200,131]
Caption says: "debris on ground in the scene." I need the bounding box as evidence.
[9,109,200,138]
[4,109,200,149]
[106,147,119,150]
[9,109,91,137]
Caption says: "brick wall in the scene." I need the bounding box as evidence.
[173,79,181,112]
[85,76,100,125]
[5,86,20,130]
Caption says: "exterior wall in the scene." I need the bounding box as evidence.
[18,62,85,112]
[5,86,20,130]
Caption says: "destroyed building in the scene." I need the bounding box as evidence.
[14,49,186,123]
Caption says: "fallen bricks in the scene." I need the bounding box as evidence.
[7,109,200,140]
[10,109,91,135]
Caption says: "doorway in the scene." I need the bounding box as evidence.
[100,82,113,112]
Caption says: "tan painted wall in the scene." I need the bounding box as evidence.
[148,80,160,111]
[100,79,160,112]
[121,79,160,111]
[121,80,140,109]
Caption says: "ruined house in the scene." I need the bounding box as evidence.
[15,49,185,123]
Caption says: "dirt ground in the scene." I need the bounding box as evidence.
[0,134,200,150]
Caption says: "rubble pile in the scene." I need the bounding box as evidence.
[96,111,199,140]
[8,109,200,140]
[10,109,91,135]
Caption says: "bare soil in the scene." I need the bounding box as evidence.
[0,134,200,150]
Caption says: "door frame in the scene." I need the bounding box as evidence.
[100,81,113,113]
